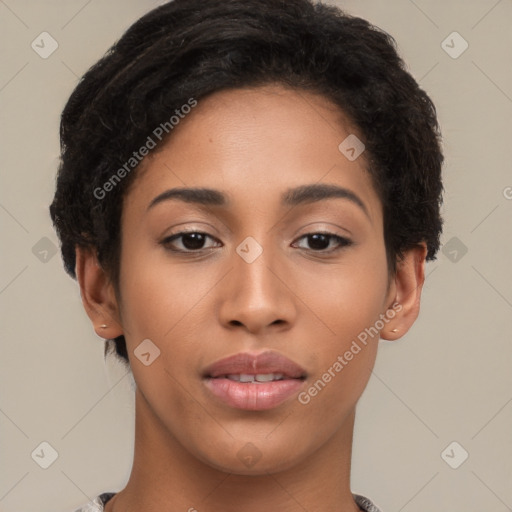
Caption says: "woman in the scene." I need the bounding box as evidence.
[49,0,444,510]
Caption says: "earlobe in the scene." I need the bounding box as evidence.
[380,243,427,341]
[75,246,123,340]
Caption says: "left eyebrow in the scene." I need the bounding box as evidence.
[146,183,370,219]
[281,183,370,219]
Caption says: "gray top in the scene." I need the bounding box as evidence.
[73,492,383,511]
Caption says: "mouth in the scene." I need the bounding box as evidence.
[218,373,297,383]
[202,351,307,411]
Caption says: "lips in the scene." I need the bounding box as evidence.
[202,351,307,411]
[203,351,307,380]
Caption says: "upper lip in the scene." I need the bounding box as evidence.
[203,350,307,379]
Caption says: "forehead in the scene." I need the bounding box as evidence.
[125,84,382,223]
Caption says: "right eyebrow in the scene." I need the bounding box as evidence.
[281,183,370,219]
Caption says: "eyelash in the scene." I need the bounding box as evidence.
[160,230,353,255]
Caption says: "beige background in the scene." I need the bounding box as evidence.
[1,1,511,511]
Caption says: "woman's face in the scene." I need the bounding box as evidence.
[114,84,397,474]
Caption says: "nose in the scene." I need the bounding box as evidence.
[218,237,297,335]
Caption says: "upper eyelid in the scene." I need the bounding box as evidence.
[163,229,349,240]
[162,230,352,249]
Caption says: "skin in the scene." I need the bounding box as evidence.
[76,84,427,512]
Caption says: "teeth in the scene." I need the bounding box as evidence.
[226,373,285,383]
[255,373,284,382]
[254,373,274,382]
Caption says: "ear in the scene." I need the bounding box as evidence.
[75,246,124,340]
[380,242,427,341]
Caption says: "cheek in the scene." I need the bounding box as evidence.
[117,246,205,341]
[296,291,384,433]
[116,252,206,409]
[116,247,223,393]
[301,244,389,339]
[300,248,389,397]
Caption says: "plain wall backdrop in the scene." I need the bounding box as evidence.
[1,1,511,511]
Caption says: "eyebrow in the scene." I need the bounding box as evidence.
[146,183,370,218]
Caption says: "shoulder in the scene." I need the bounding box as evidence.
[353,493,384,512]
[72,492,116,512]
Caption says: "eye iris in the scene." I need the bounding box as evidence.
[182,233,206,250]
[308,233,330,250]
[170,232,342,252]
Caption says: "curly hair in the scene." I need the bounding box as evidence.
[49,0,444,365]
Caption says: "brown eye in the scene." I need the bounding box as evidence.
[292,232,353,253]
[161,231,352,255]
[162,232,221,252]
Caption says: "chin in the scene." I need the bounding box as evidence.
[194,438,307,476]
[206,453,301,476]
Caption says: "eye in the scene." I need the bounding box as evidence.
[161,231,221,252]
[161,230,353,254]
[292,232,353,253]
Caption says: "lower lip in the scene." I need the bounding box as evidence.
[204,377,304,410]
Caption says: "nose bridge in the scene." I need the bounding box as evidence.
[219,231,295,331]
[234,232,280,301]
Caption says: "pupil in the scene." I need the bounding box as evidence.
[309,234,329,250]
[183,233,205,250]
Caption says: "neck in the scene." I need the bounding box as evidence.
[107,389,362,512]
